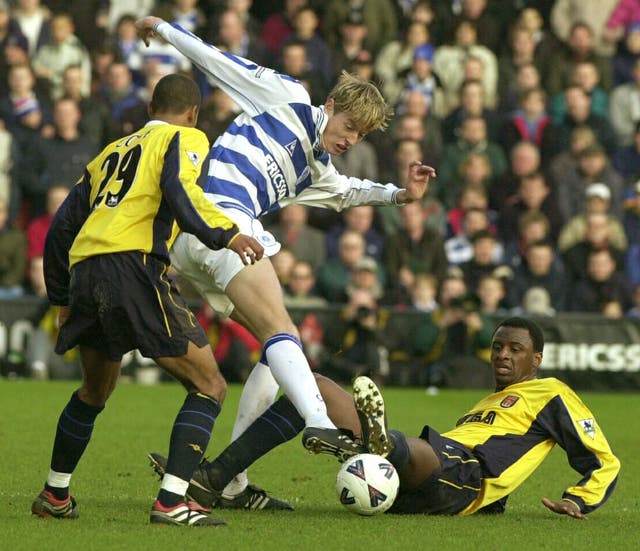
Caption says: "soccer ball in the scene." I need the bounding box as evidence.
[336,453,400,516]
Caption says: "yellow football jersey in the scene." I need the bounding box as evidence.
[67,121,237,268]
[443,378,620,515]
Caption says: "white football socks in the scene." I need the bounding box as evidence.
[264,334,335,429]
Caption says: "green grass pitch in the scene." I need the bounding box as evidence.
[1,379,638,551]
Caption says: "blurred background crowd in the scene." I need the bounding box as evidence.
[1,0,639,385]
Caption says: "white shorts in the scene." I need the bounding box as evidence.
[170,204,281,317]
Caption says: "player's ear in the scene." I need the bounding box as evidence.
[324,97,335,116]
[533,352,542,369]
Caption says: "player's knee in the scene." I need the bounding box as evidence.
[193,370,227,403]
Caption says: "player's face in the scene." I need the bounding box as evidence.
[322,101,363,155]
[490,326,541,390]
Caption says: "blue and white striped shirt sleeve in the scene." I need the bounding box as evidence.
[153,22,310,117]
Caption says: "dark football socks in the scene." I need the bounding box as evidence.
[387,429,411,471]
[205,395,305,491]
[47,390,104,499]
[160,392,221,507]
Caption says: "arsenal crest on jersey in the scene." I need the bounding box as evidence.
[500,395,520,408]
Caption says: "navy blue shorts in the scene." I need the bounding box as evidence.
[388,426,482,515]
[56,252,208,361]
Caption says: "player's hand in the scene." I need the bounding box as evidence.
[135,16,165,46]
[227,233,264,265]
[57,306,70,329]
[395,161,437,204]
[542,498,586,520]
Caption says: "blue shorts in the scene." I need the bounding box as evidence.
[388,426,482,515]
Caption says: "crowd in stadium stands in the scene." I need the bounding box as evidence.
[1,0,640,382]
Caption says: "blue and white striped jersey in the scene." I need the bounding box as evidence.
[154,22,402,219]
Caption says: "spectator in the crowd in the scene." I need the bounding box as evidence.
[445,207,501,266]
[212,8,269,66]
[550,1,619,59]
[409,270,494,392]
[433,19,498,114]
[558,182,628,253]
[0,123,14,212]
[604,0,640,48]
[316,229,367,303]
[441,78,500,145]
[0,1,29,97]
[441,152,493,211]
[25,183,68,260]
[330,9,371,81]
[514,7,558,80]
[611,21,640,86]
[268,204,326,271]
[554,85,617,155]
[447,0,501,53]
[546,21,613,96]
[498,61,543,114]
[0,196,26,298]
[383,200,448,303]
[476,273,508,315]
[0,62,52,153]
[610,59,640,147]
[459,229,507,293]
[406,272,439,313]
[508,239,568,312]
[60,64,114,147]
[283,6,332,86]
[550,60,609,123]
[375,20,430,106]
[503,210,555,269]
[277,40,326,106]
[502,86,557,162]
[562,211,627,285]
[557,142,625,220]
[570,247,633,312]
[260,0,307,57]
[499,171,564,243]
[106,0,155,33]
[283,259,328,309]
[437,115,507,205]
[445,180,497,238]
[326,205,384,261]
[497,24,539,109]
[226,0,261,39]
[397,89,444,162]
[196,86,237,144]
[13,0,51,58]
[106,14,147,85]
[490,140,541,212]
[322,0,398,56]
[322,284,390,385]
[623,180,640,286]
[31,12,91,100]
[19,96,97,217]
[98,61,143,128]
[396,43,445,119]
[549,125,598,188]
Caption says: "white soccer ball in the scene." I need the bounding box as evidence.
[336,453,400,516]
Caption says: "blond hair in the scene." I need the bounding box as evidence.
[328,71,393,134]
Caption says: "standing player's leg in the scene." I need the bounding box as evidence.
[152,341,227,525]
[31,346,119,519]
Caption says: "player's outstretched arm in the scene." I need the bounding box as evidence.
[394,161,437,204]
[227,233,265,266]
[541,497,587,520]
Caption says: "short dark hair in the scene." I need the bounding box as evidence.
[494,317,544,352]
[149,74,201,115]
